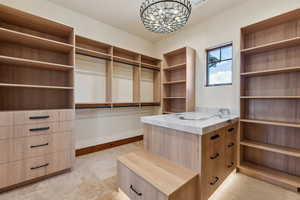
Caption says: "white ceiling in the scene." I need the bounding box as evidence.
[49,0,244,42]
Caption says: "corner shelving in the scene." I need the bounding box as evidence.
[162,47,195,114]
[239,8,300,192]
[0,4,75,111]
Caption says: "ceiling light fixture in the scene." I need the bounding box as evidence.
[140,0,192,34]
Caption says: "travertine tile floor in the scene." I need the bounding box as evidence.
[0,141,299,200]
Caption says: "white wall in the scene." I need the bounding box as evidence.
[154,0,300,113]
[0,0,158,149]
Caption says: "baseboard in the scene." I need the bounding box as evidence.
[75,135,143,156]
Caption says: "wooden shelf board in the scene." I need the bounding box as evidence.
[113,56,140,66]
[240,119,300,128]
[140,102,161,106]
[141,62,160,70]
[76,47,111,59]
[163,97,186,99]
[0,55,73,71]
[239,162,300,190]
[240,96,300,99]
[241,66,300,77]
[0,28,73,53]
[240,140,300,158]
[0,83,73,90]
[241,37,300,55]
[163,80,186,85]
[112,102,140,107]
[75,103,112,109]
[164,63,186,71]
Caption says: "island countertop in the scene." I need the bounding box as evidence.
[141,112,239,135]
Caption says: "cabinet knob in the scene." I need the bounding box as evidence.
[210,177,219,185]
[29,115,50,120]
[228,127,235,132]
[210,134,220,140]
[228,162,234,168]
[210,153,220,160]
[228,142,235,148]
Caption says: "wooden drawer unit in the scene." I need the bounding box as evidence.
[0,112,13,126]
[225,123,238,175]
[0,151,72,189]
[202,128,226,199]
[118,151,198,200]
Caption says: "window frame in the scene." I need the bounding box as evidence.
[205,42,233,87]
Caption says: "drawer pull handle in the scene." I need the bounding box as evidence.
[228,162,234,168]
[30,163,49,170]
[31,143,49,148]
[228,128,235,132]
[29,127,50,132]
[210,153,220,160]
[29,115,50,120]
[130,185,142,196]
[228,142,235,148]
[210,134,220,140]
[210,177,219,185]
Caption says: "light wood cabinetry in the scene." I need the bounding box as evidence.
[162,47,195,114]
[143,122,238,200]
[0,5,75,191]
[118,151,198,200]
[75,35,161,109]
[239,8,300,193]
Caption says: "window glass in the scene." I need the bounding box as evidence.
[207,44,233,86]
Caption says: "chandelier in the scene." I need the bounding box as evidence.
[140,0,192,34]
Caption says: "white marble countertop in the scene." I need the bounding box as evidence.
[141,112,239,135]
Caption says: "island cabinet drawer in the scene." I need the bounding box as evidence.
[0,132,73,164]
[0,150,72,189]
[118,162,167,200]
[0,126,13,140]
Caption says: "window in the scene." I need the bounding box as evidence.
[206,43,233,86]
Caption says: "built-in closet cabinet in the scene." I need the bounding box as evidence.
[239,8,300,193]
[0,5,75,190]
[74,35,161,109]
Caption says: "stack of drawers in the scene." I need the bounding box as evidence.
[201,122,238,199]
[0,109,75,189]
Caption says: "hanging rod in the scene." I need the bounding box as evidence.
[113,60,140,68]
[141,65,160,71]
[76,52,112,61]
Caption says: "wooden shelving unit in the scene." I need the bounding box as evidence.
[0,5,75,111]
[239,8,300,192]
[75,35,161,109]
[162,47,195,114]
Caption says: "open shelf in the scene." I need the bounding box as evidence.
[162,47,195,114]
[240,119,300,129]
[75,103,111,109]
[0,55,73,71]
[239,162,300,191]
[163,80,186,85]
[0,83,73,90]
[240,96,300,99]
[241,140,300,158]
[0,28,73,53]
[164,63,186,71]
[241,37,300,55]
[241,66,300,77]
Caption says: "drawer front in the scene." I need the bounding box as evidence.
[118,161,167,200]
[59,110,75,121]
[225,123,238,143]
[14,123,59,138]
[14,110,60,125]
[0,112,13,126]
[0,151,72,189]
[9,132,73,162]
[0,126,13,140]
